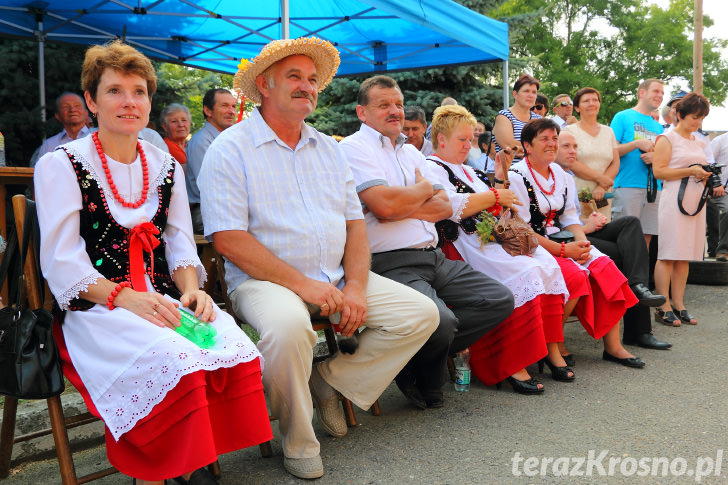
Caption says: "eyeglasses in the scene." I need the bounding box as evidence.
[531,104,544,111]
[557,100,573,107]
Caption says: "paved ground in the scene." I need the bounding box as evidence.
[4,282,728,484]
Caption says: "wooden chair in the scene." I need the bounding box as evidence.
[0,195,118,484]
[212,251,380,458]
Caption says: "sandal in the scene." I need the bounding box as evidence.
[672,307,697,325]
[655,308,680,327]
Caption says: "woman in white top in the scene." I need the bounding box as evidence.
[35,41,271,484]
[563,87,620,224]
[428,105,572,392]
[507,118,644,369]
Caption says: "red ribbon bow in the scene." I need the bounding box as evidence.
[128,222,160,292]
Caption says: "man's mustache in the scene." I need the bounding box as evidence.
[292,91,315,102]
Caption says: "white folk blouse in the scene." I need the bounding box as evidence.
[35,137,261,440]
[427,156,568,308]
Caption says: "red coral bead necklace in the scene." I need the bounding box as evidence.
[526,157,555,196]
[93,131,149,208]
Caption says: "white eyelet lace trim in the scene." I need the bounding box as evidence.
[98,329,262,441]
[452,194,469,222]
[57,272,103,310]
[170,259,208,287]
[63,145,175,203]
[506,272,569,309]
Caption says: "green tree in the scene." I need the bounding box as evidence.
[0,38,85,164]
[501,0,728,123]
[308,0,523,136]
[153,63,236,134]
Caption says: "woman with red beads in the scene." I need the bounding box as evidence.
[507,118,644,369]
[427,105,571,394]
[34,41,271,485]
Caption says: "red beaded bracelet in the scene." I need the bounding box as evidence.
[487,188,502,216]
[559,242,566,258]
[107,281,132,310]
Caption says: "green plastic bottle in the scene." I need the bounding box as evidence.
[174,308,217,348]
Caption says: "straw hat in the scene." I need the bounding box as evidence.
[233,37,341,105]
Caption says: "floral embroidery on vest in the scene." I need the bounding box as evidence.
[430,159,490,246]
[510,168,568,236]
[62,148,180,311]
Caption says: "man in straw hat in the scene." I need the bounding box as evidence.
[198,37,438,479]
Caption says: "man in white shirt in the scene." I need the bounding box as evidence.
[198,38,438,480]
[551,94,577,128]
[403,105,433,156]
[709,132,728,260]
[32,92,91,166]
[340,75,513,410]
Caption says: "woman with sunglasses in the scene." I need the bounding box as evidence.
[532,93,549,117]
[493,74,542,162]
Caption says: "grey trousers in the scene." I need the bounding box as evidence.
[371,248,514,391]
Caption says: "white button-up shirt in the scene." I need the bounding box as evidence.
[711,132,728,186]
[340,123,442,253]
[32,126,92,166]
[198,108,363,292]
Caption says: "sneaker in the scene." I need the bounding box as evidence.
[284,455,324,479]
[309,364,347,438]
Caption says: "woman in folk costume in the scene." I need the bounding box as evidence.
[427,105,570,393]
[35,41,271,484]
[507,118,644,369]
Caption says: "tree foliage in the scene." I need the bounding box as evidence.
[308,0,517,136]
[0,37,235,165]
[0,38,85,164]
[153,63,234,133]
[501,0,728,123]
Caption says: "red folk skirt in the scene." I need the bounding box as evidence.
[53,321,272,481]
[556,255,638,339]
[441,242,565,386]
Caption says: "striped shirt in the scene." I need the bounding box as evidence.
[494,109,541,160]
[198,108,364,292]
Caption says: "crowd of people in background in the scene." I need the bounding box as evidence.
[22,35,725,483]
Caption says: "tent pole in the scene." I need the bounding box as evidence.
[502,60,509,110]
[37,16,46,122]
[281,0,289,39]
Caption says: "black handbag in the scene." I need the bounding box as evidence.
[0,199,64,399]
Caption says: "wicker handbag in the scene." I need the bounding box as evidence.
[493,208,539,257]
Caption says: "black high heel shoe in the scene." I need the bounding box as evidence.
[496,376,545,395]
[538,357,575,382]
[561,353,575,367]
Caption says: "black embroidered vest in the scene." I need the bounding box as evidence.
[509,168,568,237]
[429,159,491,247]
[63,148,181,311]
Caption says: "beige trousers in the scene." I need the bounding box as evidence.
[229,271,438,459]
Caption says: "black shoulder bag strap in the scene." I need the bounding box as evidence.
[677,164,712,216]
[646,166,657,203]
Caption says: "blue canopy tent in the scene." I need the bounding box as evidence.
[0,0,510,119]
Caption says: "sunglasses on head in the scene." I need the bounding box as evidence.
[531,104,544,111]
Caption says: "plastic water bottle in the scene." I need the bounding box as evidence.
[0,132,5,166]
[175,308,217,348]
[454,348,471,392]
